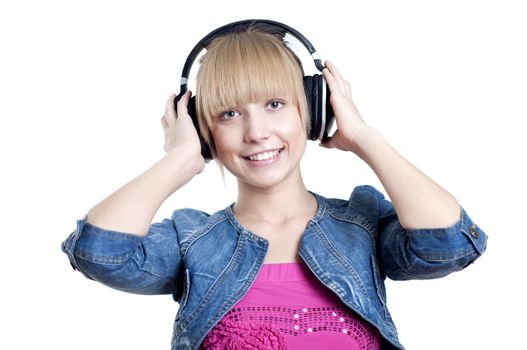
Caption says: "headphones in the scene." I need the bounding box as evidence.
[175,19,334,161]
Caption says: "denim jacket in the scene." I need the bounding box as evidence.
[61,185,487,349]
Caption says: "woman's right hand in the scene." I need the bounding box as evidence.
[160,91,205,174]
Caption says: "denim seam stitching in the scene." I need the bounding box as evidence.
[415,248,480,262]
[311,221,369,297]
[73,250,134,265]
[173,234,248,343]
[179,216,228,259]
[196,239,267,349]
[327,211,378,253]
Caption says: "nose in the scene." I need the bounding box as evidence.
[243,107,270,143]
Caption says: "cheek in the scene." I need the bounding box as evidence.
[283,116,307,143]
[211,127,237,159]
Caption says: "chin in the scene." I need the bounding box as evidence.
[239,166,302,191]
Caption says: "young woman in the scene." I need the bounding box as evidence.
[62,21,487,350]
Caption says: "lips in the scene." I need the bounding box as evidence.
[245,148,284,161]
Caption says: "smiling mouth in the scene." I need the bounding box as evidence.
[245,148,284,161]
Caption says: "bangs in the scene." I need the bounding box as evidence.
[195,30,309,154]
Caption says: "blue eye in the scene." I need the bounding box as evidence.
[268,100,284,110]
[220,110,239,120]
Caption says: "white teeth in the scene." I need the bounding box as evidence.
[248,149,280,161]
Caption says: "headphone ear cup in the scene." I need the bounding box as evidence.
[303,75,319,141]
[303,74,334,142]
[313,74,325,141]
[321,75,335,142]
[174,93,213,161]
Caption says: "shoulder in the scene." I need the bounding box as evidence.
[321,185,395,225]
[170,207,229,234]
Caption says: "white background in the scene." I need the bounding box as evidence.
[1,0,525,349]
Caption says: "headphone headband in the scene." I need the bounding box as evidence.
[179,19,325,92]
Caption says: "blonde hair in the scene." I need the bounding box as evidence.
[195,26,310,157]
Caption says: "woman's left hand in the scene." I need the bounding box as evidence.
[320,60,371,152]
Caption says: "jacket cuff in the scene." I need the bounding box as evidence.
[406,206,487,263]
[61,216,143,280]
[61,216,91,279]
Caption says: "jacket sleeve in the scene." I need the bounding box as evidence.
[360,185,488,280]
[61,216,182,295]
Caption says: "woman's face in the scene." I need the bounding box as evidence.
[211,96,307,190]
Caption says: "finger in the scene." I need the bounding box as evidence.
[325,60,344,82]
[160,115,168,129]
[329,62,348,93]
[324,76,348,104]
[165,93,176,112]
[319,136,335,149]
[319,129,340,149]
[323,67,339,93]
[325,60,341,76]
[345,81,352,96]
[176,90,192,119]
[325,60,349,93]
[323,66,345,95]
[164,93,177,126]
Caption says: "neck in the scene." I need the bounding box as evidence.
[234,172,316,224]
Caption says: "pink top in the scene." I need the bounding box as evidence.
[201,262,381,350]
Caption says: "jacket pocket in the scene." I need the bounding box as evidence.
[175,268,191,321]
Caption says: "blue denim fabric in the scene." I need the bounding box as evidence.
[61,185,487,350]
